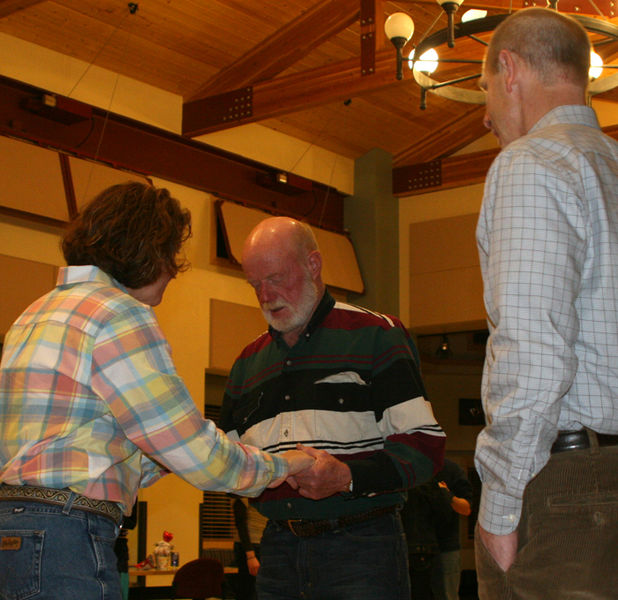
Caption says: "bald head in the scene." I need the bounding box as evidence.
[242,217,324,345]
[242,217,318,265]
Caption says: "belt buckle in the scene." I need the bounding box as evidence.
[287,519,304,536]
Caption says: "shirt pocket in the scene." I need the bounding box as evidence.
[312,372,377,442]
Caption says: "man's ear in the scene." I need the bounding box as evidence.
[307,250,322,280]
[498,49,518,93]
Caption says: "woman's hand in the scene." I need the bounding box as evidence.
[268,449,315,487]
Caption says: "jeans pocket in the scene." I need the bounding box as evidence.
[0,529,44,600]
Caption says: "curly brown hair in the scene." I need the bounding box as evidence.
[62,181,192,288]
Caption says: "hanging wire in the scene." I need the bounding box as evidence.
[74,3,140,201]
[413,10,446,54]
[282,97,352,226]
[286,101,342,176]
[316,99,353,228]
[66,4,138,99]
[585,0,605,17]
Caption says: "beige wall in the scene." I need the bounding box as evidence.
[398,182,485,331]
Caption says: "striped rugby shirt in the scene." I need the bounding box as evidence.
[0,265,287,513]
[220,291,445,521]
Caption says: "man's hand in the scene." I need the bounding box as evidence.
[268,449,315,488]
[478,525,518,571]
[286,443,352,500]
[246,552,260,576]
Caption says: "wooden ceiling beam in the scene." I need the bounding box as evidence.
[394,123,618,196]
[183,49,401,137]
[394,105,487,165]
[0,75,345,231]
[189,0,360,99]
[0,0,45,18]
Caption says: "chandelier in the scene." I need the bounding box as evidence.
[384,1,618,109]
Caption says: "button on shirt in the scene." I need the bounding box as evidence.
[475,105,618,534]
[0,265,286,512]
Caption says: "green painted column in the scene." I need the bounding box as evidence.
[344,147,399,316]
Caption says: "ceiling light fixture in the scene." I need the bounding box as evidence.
[384,12,415,80]
[461,9,487,24]
[409,48,439,75]
[385,2,618,110]
[437,0,465,48]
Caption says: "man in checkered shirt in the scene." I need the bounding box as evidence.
[475,7,618,599]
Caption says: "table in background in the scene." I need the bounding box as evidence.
[127,566,238,600]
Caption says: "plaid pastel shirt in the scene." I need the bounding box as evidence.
[0,265,286,513]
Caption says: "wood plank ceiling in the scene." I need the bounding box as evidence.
[1,0,617,173]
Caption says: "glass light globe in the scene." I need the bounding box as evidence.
[589,51,603,80]
[461,9,487,23]
[409,48,439,74]
[384,13,414,42]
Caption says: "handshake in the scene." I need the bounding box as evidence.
[268,443,353,500]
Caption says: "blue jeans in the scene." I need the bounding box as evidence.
[257,511,410,600]
[0,496,121,600]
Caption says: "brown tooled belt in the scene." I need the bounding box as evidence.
[0,483,123,524]
[273,504,398,537]
[551,429,618,454]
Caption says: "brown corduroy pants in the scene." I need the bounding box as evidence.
[475,432,618,600]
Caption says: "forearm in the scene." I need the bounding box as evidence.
[94,334,287,496]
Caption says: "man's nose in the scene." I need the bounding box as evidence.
[257,282,274,304]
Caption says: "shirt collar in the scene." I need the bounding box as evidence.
[57,265,126,293]
[529,104,600,135]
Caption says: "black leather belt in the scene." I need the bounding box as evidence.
[274,504,398,537]
[0,483,123,524]
[551,429,618,454]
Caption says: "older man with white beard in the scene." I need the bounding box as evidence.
[220,216,445,600]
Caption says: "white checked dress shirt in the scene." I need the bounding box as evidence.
[475,105,618,535]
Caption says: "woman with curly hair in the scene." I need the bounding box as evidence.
[0,181,312,600]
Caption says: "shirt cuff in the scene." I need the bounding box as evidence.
[269,453,288,481]
[478,486,522,535]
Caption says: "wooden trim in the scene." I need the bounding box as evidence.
[58,154,78,220]
[189,0,360,98]
[0,205,67,228]
[0,0,45,18]
[183,49,399,137]
[360,0,378,77]
[394,124,618,196]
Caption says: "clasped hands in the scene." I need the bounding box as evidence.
[268,443,352,500]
